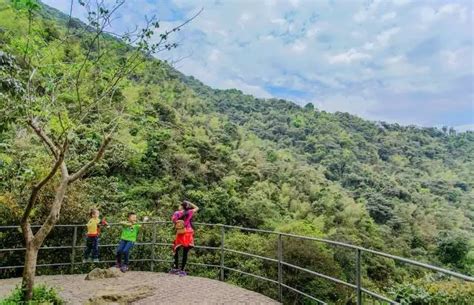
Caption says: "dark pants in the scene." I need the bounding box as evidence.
[116,240,134,265]
[84,236,99,259]
[173,246,190,270]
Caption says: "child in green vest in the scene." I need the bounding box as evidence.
[115,212,148,272]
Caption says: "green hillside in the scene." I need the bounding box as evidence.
[0,0,472,303]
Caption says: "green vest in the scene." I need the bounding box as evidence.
[120,223,140,242]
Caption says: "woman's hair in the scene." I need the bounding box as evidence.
[180,201,192,219]
[182,200,192,210]
[89,208,98,217]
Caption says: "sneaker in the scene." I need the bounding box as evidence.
[120,265,129,273]
[169,268,179,275]
[114,262,121,269]
[92,258,100,263]
[178,270,187,277]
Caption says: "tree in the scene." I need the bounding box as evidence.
[436,231,470,270]
[304,102,314,111]
[3,0,199,300]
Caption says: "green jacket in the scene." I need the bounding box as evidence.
[120,222,141,242]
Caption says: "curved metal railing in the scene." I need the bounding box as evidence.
[0,221,472,304]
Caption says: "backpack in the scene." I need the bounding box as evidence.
[174,212,187,235]
[175,220,186,235]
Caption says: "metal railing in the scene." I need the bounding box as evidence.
[0,221,472,305]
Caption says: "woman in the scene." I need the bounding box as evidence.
[170,200,199,276]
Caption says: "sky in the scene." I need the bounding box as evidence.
[43,0,474,130]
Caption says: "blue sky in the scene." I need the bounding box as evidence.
[43,0,474,130]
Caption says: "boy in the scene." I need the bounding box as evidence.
[83,208,108,263]
[115,212,148,272]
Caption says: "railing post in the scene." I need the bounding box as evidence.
[151,222,157,272]
[278,233,283,302]
[70,225,77,273]
[356,248,362,305]
[220,225,225,281]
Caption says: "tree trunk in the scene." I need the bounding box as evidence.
[22,243,38,301]
[21,178,69,301]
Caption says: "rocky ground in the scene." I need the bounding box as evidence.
[0,269,280,304]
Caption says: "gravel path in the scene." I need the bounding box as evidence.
[0,271,280,304]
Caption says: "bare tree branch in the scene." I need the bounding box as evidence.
[66,0,74,36]
[21,140,67,224]
[74,0,126,109]
[28,119,59,159]
[165,51,193,67]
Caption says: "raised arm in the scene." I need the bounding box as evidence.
[189,202,199,213]
[119,221,132,227]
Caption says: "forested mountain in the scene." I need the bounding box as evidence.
[0,0,472,303]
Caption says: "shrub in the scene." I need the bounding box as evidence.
[0,284,63,305]
[391,281,474,305]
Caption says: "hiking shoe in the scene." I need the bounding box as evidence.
[120,265,129,273]
[92,258,100,263]
[169,268,179,275]
[114,263,121,269]
[178,270,187,277]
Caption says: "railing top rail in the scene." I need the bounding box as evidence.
[0,221,210,229]
[1,221,472,282]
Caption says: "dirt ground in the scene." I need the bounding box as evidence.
[0,271,280,304]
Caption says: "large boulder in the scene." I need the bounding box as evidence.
[85,267,122,280]
[87,285,155,305]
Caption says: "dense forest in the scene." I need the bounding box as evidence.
[0,0,473,304]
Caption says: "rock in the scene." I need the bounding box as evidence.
[87,285,155,305]
[85,267,122,280]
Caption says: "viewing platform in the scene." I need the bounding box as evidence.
[0,271,279,304]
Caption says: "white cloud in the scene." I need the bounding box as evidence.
[455,124,474,132]
[208,49,221,62]
[385,56,404,65]
[223,79,273,98]
[353,0,382,23]
[361,27,400,52]
[420,4,468,23]
[271,18,287,26]
[376,27,400,48]
[381,12,397,22]
[439,3,467,19]
[306,26,320,38]
[238,12,253,28]
[392,0,411,6]
[290,40,307,53]
[328,49,371,64]
[420,7,437,23]
[363,42,375,50]
[313,94,380,120]
[440,48,472,71]
[354,10,369,23]
[384,55,430,80]
[289,0,300,8]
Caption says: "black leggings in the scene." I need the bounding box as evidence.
[173,247,190,270]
